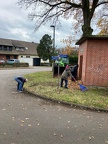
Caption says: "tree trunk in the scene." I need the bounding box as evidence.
[82,0,93,36]
[82,24,93,36]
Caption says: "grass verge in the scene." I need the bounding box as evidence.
[24,71,108,110]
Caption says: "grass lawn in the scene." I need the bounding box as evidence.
[24,71,108,110]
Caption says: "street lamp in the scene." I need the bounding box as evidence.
[50,25,55,77]
[50,25,60,89]
[50,25,55,50]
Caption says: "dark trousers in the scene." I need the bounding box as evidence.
[17,83,24,91]
[15,77,23,91]
[60,78,68,88]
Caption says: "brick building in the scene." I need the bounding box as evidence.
[76,36,108,87]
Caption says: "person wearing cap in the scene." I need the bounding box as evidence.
[14,76,28,92]
[60,65,75,89]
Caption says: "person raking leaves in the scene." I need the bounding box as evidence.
[60,65,76,89]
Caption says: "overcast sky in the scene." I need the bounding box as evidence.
[0,0,77,48]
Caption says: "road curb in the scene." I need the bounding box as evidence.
[25,89,108,113]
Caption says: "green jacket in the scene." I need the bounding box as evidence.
[61,68,73,80]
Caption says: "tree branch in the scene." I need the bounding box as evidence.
[17,0,108,36]
[89,0,99,20]
[96,1,108,7]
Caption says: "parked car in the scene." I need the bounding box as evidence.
[0,60,5,64]
[7,59,20,64]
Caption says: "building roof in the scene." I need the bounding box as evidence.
[0,38,13,46]
[0,38,38,56]
[12,40,24,48]
[76,35,108,45]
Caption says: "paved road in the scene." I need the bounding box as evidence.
[0,67,108,144]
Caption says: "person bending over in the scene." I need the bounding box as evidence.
[15,76,28,92]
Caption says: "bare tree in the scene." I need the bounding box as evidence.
[17,0,108,36]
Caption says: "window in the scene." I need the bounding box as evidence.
[0,46,2,50]
[0,46,12,51]
[9,47,12,51]
[14,55,17,59]
[3,46,7,51]
[7,47,9,51]
[6,55,10,60]
[26,56,30,58]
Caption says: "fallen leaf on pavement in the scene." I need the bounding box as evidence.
[61,135,63,138]
[25,118,29,120]
[54,133,57,136]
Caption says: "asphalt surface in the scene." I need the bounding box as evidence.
[0,67,108,144]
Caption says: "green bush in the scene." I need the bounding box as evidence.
[19,62,29,67]
[41,63,50,66]
[0,62,29,68]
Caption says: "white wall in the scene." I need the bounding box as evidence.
[18,55,49,66]
[20,57,33,66]
[18,55,39,66]
[41,59,49,63]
